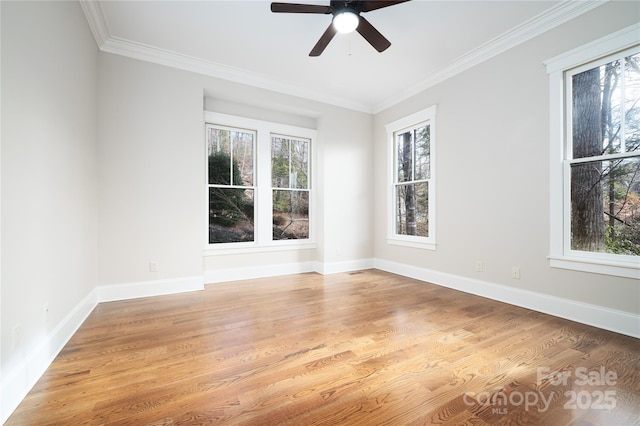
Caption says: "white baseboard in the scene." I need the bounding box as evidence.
[315,258,374,275]
[204,258,376,284]
[374,258,640,339]
[1,289,98,425]
[97,275,205,302]
[1,275,205,425]
[205,261,317,284]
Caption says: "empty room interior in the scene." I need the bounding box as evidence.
[1,0,639,424]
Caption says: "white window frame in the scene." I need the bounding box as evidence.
[206,123,258,248]
[204,112,316,255]
[385,106,437,250]
[544,23,640,279]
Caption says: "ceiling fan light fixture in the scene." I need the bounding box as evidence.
[271,0,406,56]
[332,11,359,33]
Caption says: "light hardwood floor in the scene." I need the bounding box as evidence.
[6,270,640,425]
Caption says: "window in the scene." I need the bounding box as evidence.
[205,112,315,252]
[271,135,310,240]
[386,106,436,249]
[545,24,640,279]
[207,125,256,243]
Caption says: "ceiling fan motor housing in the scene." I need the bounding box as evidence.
[271,0,409,56]
[330,0,362,15]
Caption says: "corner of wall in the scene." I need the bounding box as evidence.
[1,290,98,425]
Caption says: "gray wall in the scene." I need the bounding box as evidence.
[1,0,99,412]
[373,0,640,314]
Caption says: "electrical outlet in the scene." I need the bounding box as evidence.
[512,267,521,279]
[475,261,483,272]
[12,324,21,350]
[149,261,159,272]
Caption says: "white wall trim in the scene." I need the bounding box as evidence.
[1,275,205,423]
[205,261,318,284]
[373,0,608,113]
[204,259,376,283]
[374,258,639,339]
[1,289,98,425]
[315,258,375,275]
[543,22,640,73]
[79,0,109,47]
[97,275,205,303]
[79,0,606,114]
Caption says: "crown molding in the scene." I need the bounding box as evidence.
[80,0,608,115]
[78,0,372,113]
[544,21,640,74]
[100,36,374,113]
[372,0,608,113]
[79,0,109,47]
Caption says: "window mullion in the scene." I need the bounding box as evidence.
[229,136,234,186]
[289,140,293,189]
[411,129,416,182]
[569,151,639,165]
[620,59,626,153]
[565,71,574,161]
[257,130,271,245]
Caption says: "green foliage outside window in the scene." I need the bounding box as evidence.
[208,152,254,228]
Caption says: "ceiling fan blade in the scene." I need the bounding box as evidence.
[356,16,391,52]
[309,23,337,56]
[360,0,410,13]
[271,2,332,14]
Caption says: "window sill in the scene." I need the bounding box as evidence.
[204,241,317,256]
[548,255,640,279]
[387,238,436,251]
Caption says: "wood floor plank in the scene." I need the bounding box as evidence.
[5,270,640,425]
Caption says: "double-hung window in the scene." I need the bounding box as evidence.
[271,134,311,240]
[545,24,640,278]
[207,124,256,244]
[205,112,315,251]
[386,106,436,249]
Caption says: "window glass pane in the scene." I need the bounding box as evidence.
[273,190,309,240]
[395,182,429,237]
[208,128,230,185]
[625,53,640,153]
[570,157,640,255]
[572,53,640,158]
[292,139,309,189]
[414,125,430,180]
[272,136,290,188]
[572,65,609,158]
[232,132,254,186]
[602,60,623,155]
[207,127,231,158]
[208,127,253,186]
[396,131,413,183]
[209,188,254,243]
[208,152,231,185]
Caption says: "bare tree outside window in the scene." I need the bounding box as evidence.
[272,135,310,240]
[207,126,255,244]
[395,125,430,237]
[570,51,640,255]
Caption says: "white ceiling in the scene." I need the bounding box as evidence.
[81,0,605,113]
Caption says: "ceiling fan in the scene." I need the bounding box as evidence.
[270,0,410,56]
